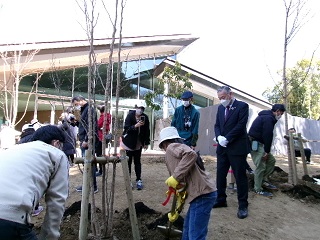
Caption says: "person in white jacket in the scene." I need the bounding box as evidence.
[0,125,69,240]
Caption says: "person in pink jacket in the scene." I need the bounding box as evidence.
[96,105,112,175]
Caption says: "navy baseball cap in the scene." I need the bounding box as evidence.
[181,91,193,99]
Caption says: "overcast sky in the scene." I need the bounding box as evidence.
[0,0,319,99]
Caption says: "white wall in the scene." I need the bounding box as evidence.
[154,105,320,156]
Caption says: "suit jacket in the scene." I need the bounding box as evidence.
[214,99,250,155]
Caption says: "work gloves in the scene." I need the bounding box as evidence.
[217,135,228,147]
[168,212,179,222]
[164,176,188,223]
[165,176,179,189]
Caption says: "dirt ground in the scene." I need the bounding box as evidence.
[32,152,320,240]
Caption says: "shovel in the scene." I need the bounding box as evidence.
[157,193,183,239]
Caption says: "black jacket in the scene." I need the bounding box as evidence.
[248,110,277,153]
[78,102,98,142]
[122,110,150,150]
[59,120,76,155]
[18,128,35,144]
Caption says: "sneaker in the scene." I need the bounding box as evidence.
[262,181,278,190]
[136,180,143,190]
[255,190,273,198]
[76,186,98,194]
[96,172,102,177]
[32,205,44,216]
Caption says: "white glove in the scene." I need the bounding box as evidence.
[219,139,229,147]
[217,135,225,143]
[217,135,228,147]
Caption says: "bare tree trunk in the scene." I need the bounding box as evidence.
[101,0,119,237]
[283,1,292,184]
[77,0,100,238]
[109,0,126,236]
[282,0,309,184]
[0,47,39,128]
[33,73,39,120]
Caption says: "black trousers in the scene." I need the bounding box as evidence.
[95,140,103,173]
[126,147,142,181]
[0,219,37,240]
[295,148,311,162]
[216,152,249,209]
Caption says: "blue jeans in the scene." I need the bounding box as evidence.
[0,219,37,240]
[182,191,217,240]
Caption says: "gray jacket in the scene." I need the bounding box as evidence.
[0,141,69,240]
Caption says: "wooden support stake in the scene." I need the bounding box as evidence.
[119,149,141,240]
[288,133,298,185]
[75,156,119,164]
[79,150,92,240]
[297,133,308,176]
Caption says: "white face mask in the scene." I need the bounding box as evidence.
[275,114,282,120]
[74,105,81,111]
[220,99,230,108]
[183,100,190,107]
[136,109,143,115]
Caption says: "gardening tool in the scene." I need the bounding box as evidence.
[157,184,187,239]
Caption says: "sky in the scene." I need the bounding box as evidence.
[0,0,319,100]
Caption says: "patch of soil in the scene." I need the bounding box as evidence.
[58,201,183,240]
[32,154,320,240]
[269,166,320,202]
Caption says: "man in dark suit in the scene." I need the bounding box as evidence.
[213,85,250,219]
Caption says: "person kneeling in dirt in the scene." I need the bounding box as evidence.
[0,125,69,240]
[159,126,217,240]
[287,127,312,164]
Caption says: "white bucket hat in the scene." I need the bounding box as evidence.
[22,124,34,131]
[158,127,182,148]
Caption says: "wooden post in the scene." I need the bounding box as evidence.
[297,133,308,176]
[288,132,298,185]
[79,150,92,240]
[120,149,141,240]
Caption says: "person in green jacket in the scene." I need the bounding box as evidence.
[171,91,200,150]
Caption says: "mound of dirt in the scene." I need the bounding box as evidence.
[57,201,184,240]
[32,154,320,240]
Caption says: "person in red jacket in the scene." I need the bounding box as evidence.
[96,105,112,176]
